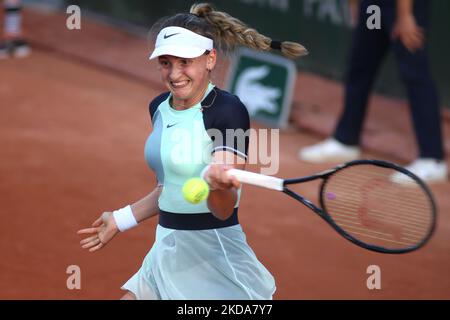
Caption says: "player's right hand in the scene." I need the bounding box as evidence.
[77,211,119,252]
[204,163,241,191]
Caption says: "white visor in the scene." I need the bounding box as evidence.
[149,26,214,60]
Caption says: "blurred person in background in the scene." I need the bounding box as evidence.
[299,0,447,183]
[0,0,31,58]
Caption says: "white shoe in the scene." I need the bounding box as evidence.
[0,39,31,59]
[392,158,448,184]
[298,138,361,163]
[11,39,31,58]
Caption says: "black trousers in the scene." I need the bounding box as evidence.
[334,0,444,160]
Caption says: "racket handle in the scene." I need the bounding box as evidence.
[226,169,284,191]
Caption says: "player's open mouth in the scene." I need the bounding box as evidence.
[170,80,190,89]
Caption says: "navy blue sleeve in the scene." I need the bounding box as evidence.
[202,88,250,159]
[149,92,170,123]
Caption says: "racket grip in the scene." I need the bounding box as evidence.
[226,169,284,191]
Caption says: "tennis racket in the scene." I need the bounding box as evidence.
[227,159,437,254]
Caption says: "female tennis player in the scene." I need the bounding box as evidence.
[77,3,306,300]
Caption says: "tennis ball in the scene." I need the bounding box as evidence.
[182,178,210,204]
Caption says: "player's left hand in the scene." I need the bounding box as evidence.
[392,14,424,53]
[77,211,119,252]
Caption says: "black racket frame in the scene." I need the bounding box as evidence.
[282,159,437,254]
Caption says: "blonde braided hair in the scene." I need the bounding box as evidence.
[190,3,307,59]
[150,3,307,59]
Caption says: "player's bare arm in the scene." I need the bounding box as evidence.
[204,151,245,220]
[77,185,162,252]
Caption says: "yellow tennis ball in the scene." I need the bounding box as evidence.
[182,178,210,204]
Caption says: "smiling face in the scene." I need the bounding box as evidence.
[157,49,217,109]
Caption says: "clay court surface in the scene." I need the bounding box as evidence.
[1,8,450,299]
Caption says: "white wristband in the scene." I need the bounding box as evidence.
[112,205,138,232]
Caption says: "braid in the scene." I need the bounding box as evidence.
[190,3,307,59]
[149,3,307,59]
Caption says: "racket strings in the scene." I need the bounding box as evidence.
[322,165,434,250]
[330,202,431,227]
[330,210,428,236]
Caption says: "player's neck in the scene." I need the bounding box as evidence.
[171,81,210,110]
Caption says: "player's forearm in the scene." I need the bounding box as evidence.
[130,185,162,223]
[396,0,414,19]
[207,188,238,220]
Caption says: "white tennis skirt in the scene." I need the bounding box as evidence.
[121,224,276,300]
